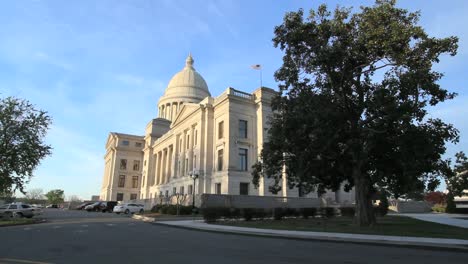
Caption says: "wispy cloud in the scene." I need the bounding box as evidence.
[34,51,73,71]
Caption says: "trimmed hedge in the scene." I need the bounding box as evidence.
[151,204,193,215]
[340,207,355,217]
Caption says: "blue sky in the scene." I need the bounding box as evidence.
[0,0,467,200]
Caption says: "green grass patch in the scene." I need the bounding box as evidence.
[216,216,468,240]
[0,219,36,227]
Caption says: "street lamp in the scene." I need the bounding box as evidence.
[189,170,199,209]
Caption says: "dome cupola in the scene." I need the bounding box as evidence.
[158,54,210,121]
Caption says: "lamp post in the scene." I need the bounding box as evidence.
[189,170,199,210]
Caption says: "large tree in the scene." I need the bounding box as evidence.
[446,152,468,197]
[253,0,459,226]
[0,96,52,194]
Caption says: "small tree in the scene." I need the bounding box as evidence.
[0,96,52,194]
[173,193,188,216]
[45,189,65,205]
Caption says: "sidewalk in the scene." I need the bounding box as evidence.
[154,219,468,251]
[396,213,468,228]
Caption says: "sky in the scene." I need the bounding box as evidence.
[0,0,467,200]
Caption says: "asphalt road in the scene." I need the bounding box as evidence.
[0,209,467,264]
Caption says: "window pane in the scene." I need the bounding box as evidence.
[117,193,124,201]
[239,148,248,171]
[133,160,140,171]
[217,149,223,171]
[118,175,126,187]
[215,183,221,194]
[239,120,247,138]
[122,140,129,146]
[132,176,139,188]
[120,159,127,170]
[218,121,224,139]
[240,183,249,195]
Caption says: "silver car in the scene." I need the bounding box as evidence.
[0,203,35,218]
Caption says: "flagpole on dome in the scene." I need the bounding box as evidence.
[251,64,262,88]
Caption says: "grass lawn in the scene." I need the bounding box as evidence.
[0,218,36,227]
[216,216,468,240]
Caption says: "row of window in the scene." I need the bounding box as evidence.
[214,182,249,195]
[116,193,138,201]
[218,120,248,139]
[120,159,140,171]
[118,175,139,188]
[216,148,248,171]
[121,140,143,148]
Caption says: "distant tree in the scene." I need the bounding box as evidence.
[253,0,459,226]
[68,195,82,203]
[424,191,447,205]
[25,188,45,204]
[45,189,65,204]
[0,96,52,194]
[445,152,468,197]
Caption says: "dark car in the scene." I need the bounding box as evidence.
[76,202,94,210]
[102,201,118,213]
[85,201,118,212]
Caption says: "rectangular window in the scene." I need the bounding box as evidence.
[193,155,197,169]
[239,120,248,138]
[180,139,183,153]
[215,183,222,194]
[188,185,193,195]
[133,160,140,171]
[194,130,197,146]
[239,148,248,171]
[217,149,223,171]
[165,190,169,197]
[218,121,224,139]
[187,135,190,149]
[120,159,127,170]
[135,142,142,147]
[240,183,249,195]
[173,187,177,195]
[118,175,126,187]
[117,193,124,201]
[185,158,189,175]
[132,176,139,188]
[122,140,129,146]
[130,193,137,200]
[180,186,184,195]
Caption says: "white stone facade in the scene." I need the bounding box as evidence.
[100,55,354,204]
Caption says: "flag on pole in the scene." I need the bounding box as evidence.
[251,64,262,70]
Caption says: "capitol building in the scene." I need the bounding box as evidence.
[99,54,353,204]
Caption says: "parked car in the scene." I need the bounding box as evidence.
[46,204,58,208]
[0,203,35,218]
[113,203,144,214]
[85,201,118,212]
[76,202,94,210]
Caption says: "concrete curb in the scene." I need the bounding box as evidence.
[150,220,468,252]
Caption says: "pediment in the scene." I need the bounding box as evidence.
[172,103,200,126]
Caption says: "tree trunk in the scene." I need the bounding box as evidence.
[353,168,375,227]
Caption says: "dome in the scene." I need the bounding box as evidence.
[158,54,211,121]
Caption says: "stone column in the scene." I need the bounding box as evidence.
[156,151,162,185]
[161,148,167,184]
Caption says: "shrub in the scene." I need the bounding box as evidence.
[321,207,336,218]
[432,204,446,213]
[300,208,317,219]
[254,208,268,220]
[377,192,389,216]
[202,207,225,223]
[273,208,285,220]
[284,208,300,218]
[242,208,255,221]
[339,207,355,217]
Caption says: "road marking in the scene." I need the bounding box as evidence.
[106,223,115,226]
[52,226,61,229]
[74,230,86,233]
[0,258,52,264]
[80,225,88,228]
[23,227,32,231]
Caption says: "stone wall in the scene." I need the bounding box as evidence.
[391,200,432,213]
[199,194,320,209]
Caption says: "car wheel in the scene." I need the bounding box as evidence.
[124,209,130,214]
[13,212,23,218]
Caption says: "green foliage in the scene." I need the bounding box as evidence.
[300,208,317,219]
[445,192,457,214]
[0,97,52,194]
[377,192,389,216]
[431,204,446,213]
[253,0,459,226]
[242,208,255,221]
[445,152,468,197]
[202,207,226,223]
[45,189,64,204]
[151,204,193,215]
[273,208,285,220]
